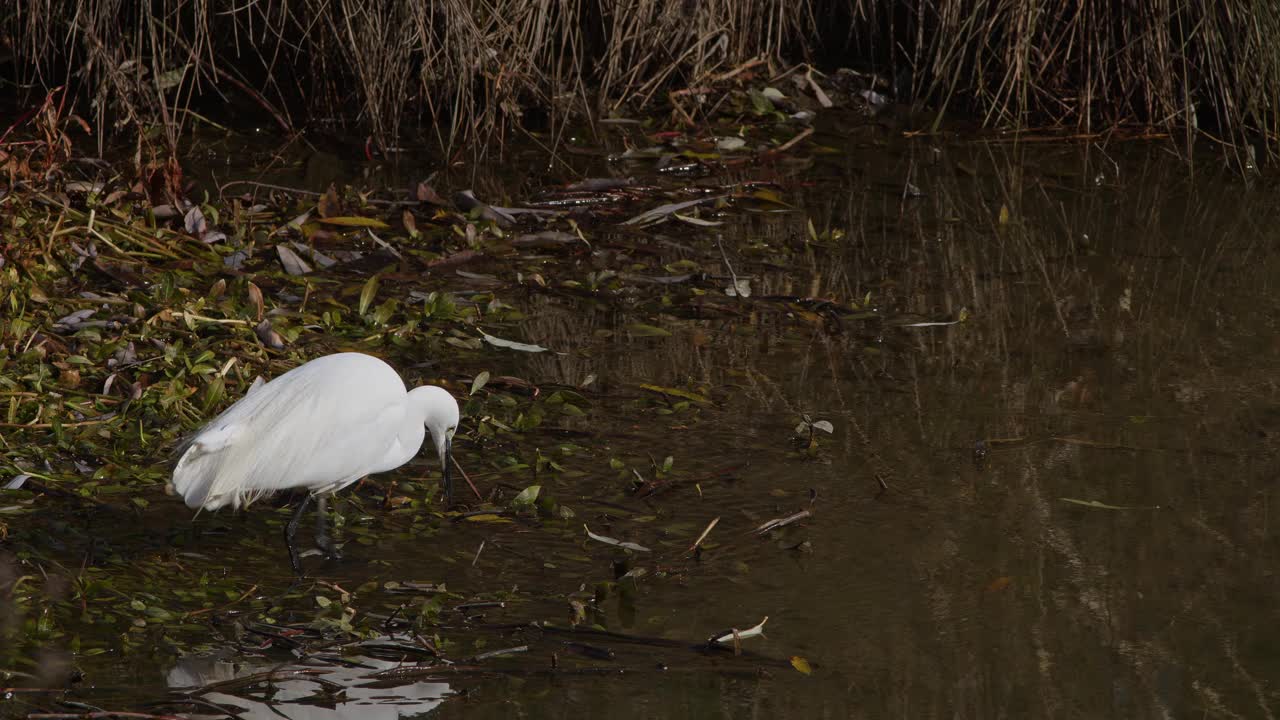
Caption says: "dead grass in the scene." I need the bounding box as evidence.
[4,0,1280,164]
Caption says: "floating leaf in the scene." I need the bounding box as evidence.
[998,204,1010,225]
[623,197,722,226]
[511,485,541,508]
[986,576,1013,592]
[584,525,651,552]
[470,371,490,395]
[246,282,264,321]
[255,319,285,349]
[711,616,769,643]
[716,137,746,151]
[287,210,311,229]
[358,274,381,316]
[291,242,336,268]
[674,213,724,227]
[750,188,791,206]
[811,420,834,434]
[640,384,710,404]
[725,278,751,297]
[276,244,312,275]
[320,216,390,229]
[481,331,549,353]
[790,656,813,675]
[416,181,447,205]
[184,206,207,236]
[748,89,775,114]
[463,514,515,523]
[626,323,671,337]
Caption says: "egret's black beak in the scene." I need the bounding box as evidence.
[442,437,453,508]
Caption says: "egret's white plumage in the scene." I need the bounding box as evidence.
[172,352,459,513]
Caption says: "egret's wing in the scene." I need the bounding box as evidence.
[173,355,409,510]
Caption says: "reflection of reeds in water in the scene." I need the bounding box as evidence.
[507,141,1279,718]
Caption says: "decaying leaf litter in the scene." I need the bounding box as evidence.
[0,68,907,710]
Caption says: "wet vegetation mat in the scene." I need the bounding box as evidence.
[3,77,1280,718]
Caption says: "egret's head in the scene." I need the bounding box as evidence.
[411,385,460,504]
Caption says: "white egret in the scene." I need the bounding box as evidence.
[171,352,460,575]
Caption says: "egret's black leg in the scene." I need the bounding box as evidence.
[314,496,343,561]
[284,493,313,577]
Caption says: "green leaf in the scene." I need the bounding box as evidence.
[511,485,541,508]
[359,274,381,316]
[463,513,515,523]
[640,384,710,404]
[470,371,490,395]
[320,216,391,229]
[748,89,775,114]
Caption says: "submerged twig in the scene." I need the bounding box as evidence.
[754,510,811,535]
[451,455,484,502]
[471,645,528,661]
[685,517,720,556]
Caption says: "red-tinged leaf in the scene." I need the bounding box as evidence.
[416,181,447,205]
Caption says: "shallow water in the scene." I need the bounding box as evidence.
[4,121,1280,718]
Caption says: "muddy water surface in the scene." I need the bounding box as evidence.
[4,124,1279,719]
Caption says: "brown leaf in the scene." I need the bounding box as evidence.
[416,181,447,205]
[59,367,81,388]
[427,249,483,268]
[318,184,340,218]
[985,576,1013,593]
[402,209,418,236]
[246,281,264,321]
[255,319,285,349]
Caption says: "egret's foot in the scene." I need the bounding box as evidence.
[313,495,343,561]
[315,534,344,561]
